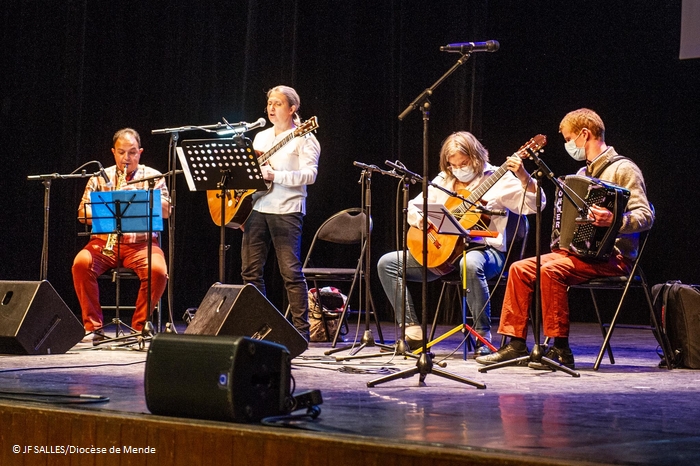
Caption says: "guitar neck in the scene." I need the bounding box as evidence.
[259,131,296,165]
[452,161,510,215]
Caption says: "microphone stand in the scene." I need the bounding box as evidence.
[152,126,183,334]
[369,52,485,388]
[152,121,262,330]
[397,171,418,357]
[28,163,110,280]
[326,166,394,360]
[165,132,179,334]
[128,170,181,336]
[383,161,450,363]
[153,121,221,333]
[478,148,580,376]
[341,162,440,365]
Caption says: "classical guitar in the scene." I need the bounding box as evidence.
[407,134,547,268]
[207,116,319,229]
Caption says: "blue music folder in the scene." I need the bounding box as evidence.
[90,189,163,234]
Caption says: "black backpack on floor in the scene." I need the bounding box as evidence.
[651,281,700,369]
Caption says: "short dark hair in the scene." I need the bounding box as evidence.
[113,128,141,147]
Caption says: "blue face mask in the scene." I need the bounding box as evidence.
[564,131,586,161]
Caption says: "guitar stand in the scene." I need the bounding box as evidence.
[478,153,579,377]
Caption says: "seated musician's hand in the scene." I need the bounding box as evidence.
[507,155,533,189]
[506,154,524,173]
[589,204,614,227]
[412,218,436,231]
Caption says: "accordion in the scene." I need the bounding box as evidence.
[551,174,630,261]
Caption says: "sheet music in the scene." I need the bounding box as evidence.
[417,204,470,236]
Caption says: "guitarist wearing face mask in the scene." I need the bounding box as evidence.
[377,131,543,354]
[240,85,320,342]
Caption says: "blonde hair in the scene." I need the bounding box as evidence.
[559,108,606,140]
[439,131,489,179]
[267,85,302,126]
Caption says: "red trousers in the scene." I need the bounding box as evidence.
[72,238,167,332]
[498,249,631,339]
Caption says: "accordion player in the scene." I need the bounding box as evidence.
[551,174,630,261]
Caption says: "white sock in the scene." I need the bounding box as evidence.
[404,324,423,340]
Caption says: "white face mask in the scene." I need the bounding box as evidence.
[451,166,477,182]
[564,131,586,161]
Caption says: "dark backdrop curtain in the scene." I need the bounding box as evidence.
[2,1,698,324]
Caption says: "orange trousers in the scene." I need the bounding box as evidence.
[72,238,167,332]
[498,249,631,339]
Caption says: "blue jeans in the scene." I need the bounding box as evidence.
[377,247,505,334]
[241,210,309,338]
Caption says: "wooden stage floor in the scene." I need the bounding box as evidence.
[1,321,699,466]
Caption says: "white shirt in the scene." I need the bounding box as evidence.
[407,163,544,252]
[251,126,321,214]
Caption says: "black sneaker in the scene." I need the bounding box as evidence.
[528,346,575,370]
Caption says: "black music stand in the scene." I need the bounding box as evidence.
[177,137,267,283]
[368,205,486,388]
[87,189,163,342]
[477,149,580,377]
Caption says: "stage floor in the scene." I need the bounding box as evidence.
[1,321,699,465]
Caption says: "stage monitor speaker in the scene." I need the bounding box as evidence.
[0,280,84,355]
[145,333,292,423]
[185,283,308,358]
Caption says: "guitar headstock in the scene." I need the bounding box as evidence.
[294,116,319,138]
[515,134,547,159]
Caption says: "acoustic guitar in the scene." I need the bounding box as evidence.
[207,116,319,229]
[407,134,547,268]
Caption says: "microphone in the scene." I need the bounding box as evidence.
[217,117,267,135]
[353,161,380,171]
[475,208,507,216]
[384,160,422,182]
[354,161,404,181]
[440,40,500,53]
[97,163,113,188]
